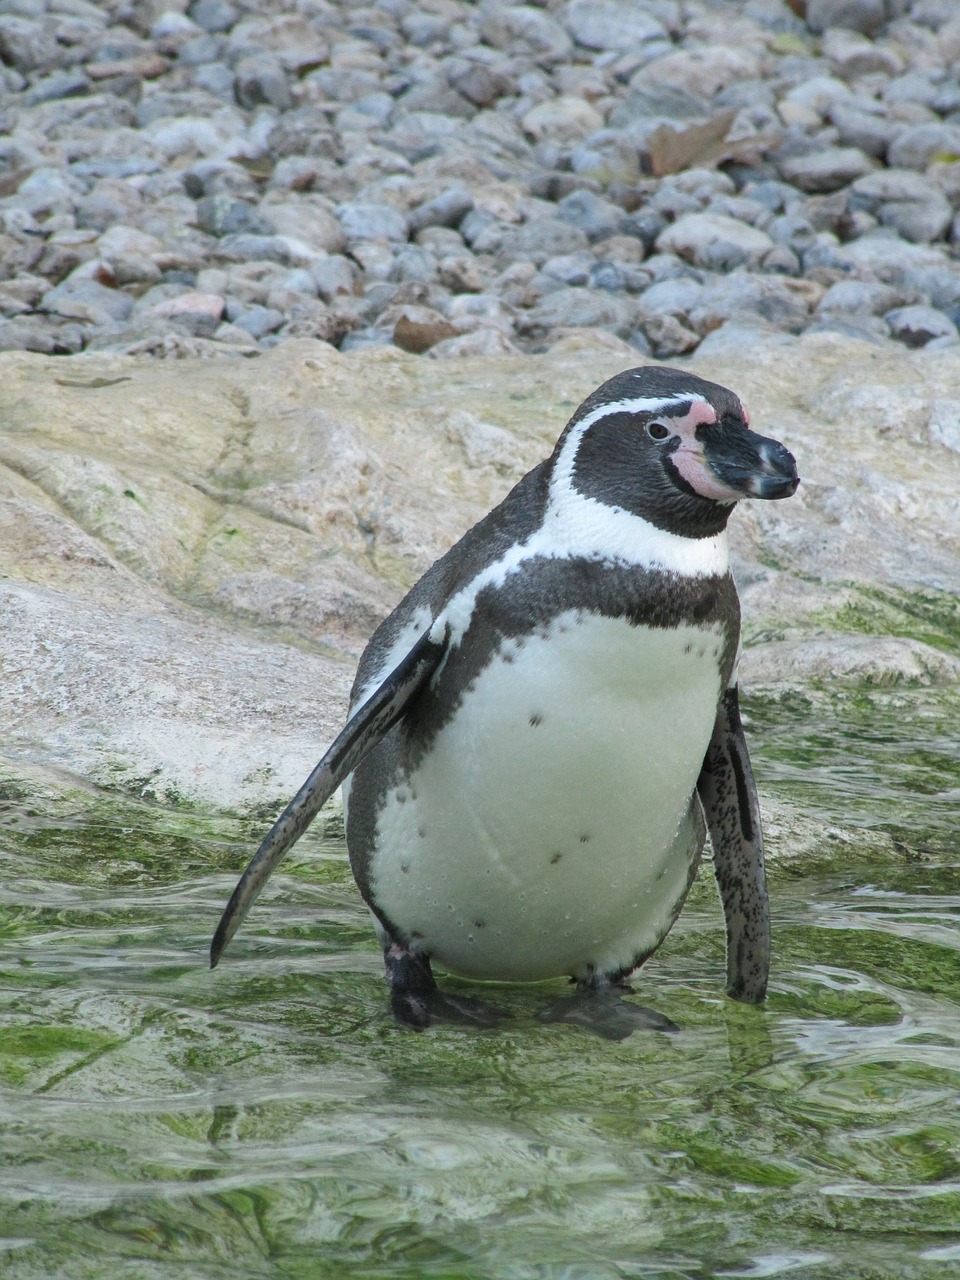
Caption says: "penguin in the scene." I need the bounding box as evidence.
[211,365,799,1031]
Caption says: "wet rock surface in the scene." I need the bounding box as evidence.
[1,333,958,814]
[0,1,959,360]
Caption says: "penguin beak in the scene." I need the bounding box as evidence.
[702,424,800,501]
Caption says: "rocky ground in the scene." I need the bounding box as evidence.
[1,329,958,821]
[1,0,960,360]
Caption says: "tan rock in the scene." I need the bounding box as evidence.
[0,335,958,809]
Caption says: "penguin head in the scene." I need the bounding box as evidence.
[555,366,800,540]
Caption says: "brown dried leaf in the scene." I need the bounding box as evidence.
[646,110,737,177]
[647,112,781,177]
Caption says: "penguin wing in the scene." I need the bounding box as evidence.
[210,623,448,968]
[697,685,770,1004]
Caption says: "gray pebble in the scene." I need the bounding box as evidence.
[191,63,236,101]
[195,196,274,238]
[189,0,239,34]
[827,104,901,160]
[767,215,818,256]
[338,202,409,245]
[850,170,952,244]
[563,0,666,52]
[216,235,293,265]
[888,124,960,172]
[310,254,359,303]
[804,0,886,37]
[817,280,904,315]
[555,190,625,243]
[542,253,594,287]
[224,302,286,339]
[41,277,135,326]
[497,219,590,267]
[760,246,802,275]
[689,273,810,335]
[807,313,889,344]
[778,148,876,194]
[391,245,439,286]
[0,14,61,72]
[656,213,774,273]
[407,188,474,236]
[234,55,292,112]
[590,261,628,292]
[521,287,636,337]
[638,312,700,357]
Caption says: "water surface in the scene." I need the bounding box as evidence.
[1,688,957,1279]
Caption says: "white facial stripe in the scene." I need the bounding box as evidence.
[550,393,711,511]
[435,392,728,648]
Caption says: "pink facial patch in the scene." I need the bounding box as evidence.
[673,401,717,431]
[658,396,741,501]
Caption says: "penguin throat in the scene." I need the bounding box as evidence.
[569,426,735,540]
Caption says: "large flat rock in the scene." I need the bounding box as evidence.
[1,332,957,811]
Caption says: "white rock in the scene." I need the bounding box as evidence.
[655,213,774,270]
[521,95,604,143]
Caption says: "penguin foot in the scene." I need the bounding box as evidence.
[384,942,506,1031]
[537,989,678,1040]
[392,986,507,1031]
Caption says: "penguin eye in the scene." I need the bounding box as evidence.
[646,421,671,441]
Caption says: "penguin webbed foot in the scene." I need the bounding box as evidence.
[538,980,678,1041]
[384,943,506,1031]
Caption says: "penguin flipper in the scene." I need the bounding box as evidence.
[210,624,448,968]
[697,684,770,1004]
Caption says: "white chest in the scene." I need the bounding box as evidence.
[359,610,726,982]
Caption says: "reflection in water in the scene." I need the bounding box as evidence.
[0,691,957,1278]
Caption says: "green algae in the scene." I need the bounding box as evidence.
[0,687,957,1280]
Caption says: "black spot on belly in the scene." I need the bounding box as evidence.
[579,833,590,844]
[529,712,543,727]
[400,862,410,874]
[474,919,486,930]
[550,852,562,865]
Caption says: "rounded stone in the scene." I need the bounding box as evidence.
[804,0,886,36]
[777,148,876,194]
[563,0,666,52]
[638,312,700,357]
[521,287,636,337]
[195,196,274,238]
[817,280,903,315]
[655,213,774,271]
[497,219,590,267]
[888,124,960,172]
[407,189,474,236]
[555,190,625,242]
[477,6,573,65]
[234,55,293,112]
[337,202,409,245]
[521,96,604,144]
[190,0,239,34]
[885,305,959,348]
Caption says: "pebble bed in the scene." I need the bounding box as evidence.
[1,0,960,360]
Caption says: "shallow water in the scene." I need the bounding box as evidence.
[1,689,958,1280]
